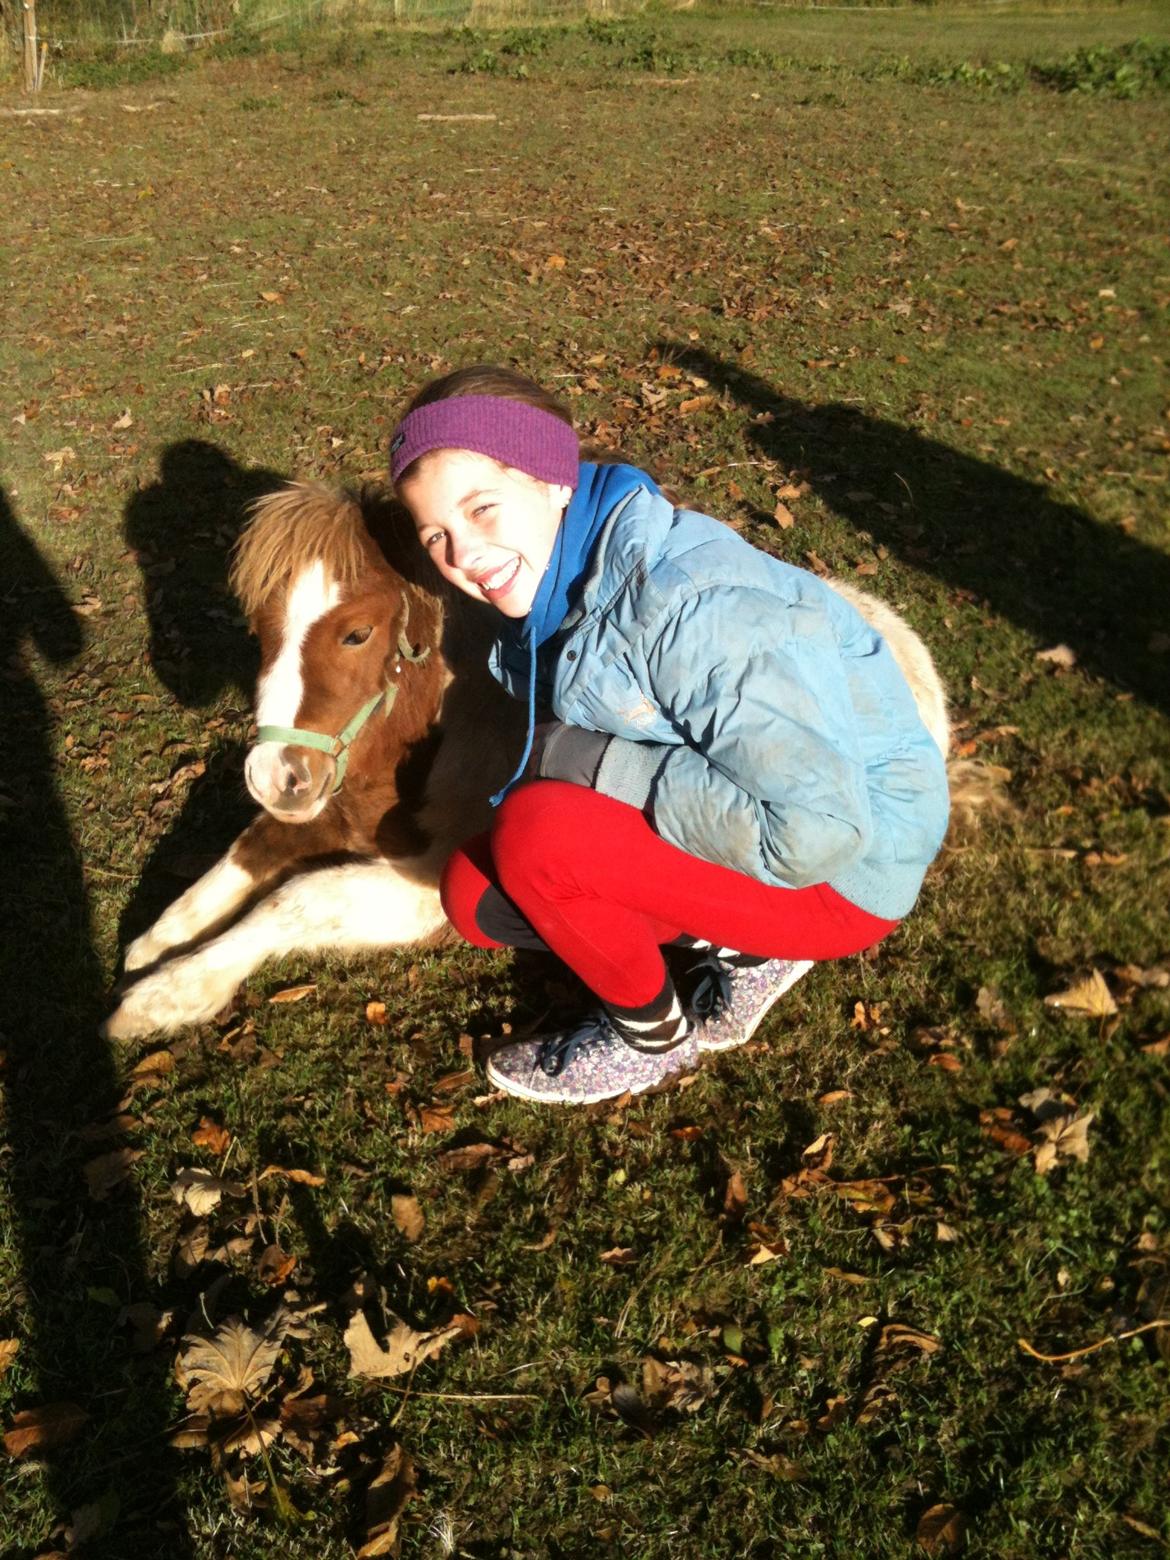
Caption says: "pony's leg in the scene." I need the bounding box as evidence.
[124,844,259,974]
[122,811,351,973]
[102,857,446,1040]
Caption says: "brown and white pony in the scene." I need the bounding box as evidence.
[103,482,958,1041]
[103,483,523,1040]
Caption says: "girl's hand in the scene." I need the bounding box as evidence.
[524,721,610,788]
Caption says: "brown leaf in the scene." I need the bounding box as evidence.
[722,1168,748,1224]
[679,394,716,416]
[801,1132,835,1170]
[357,1443,418,1557]
[433,1069,475,1095]
[975,986,1015,1032]
[878,1323,941,1358]
[0,1339,19,1379]
[268,983,317,1004]
[390,1194,425,1242]
[178,1315,288,1417]
[772,499,795,528]
[130,1048,175,1082]
[366,1000,389,1026]
[343,1310,466,1381]
[641,1357,716,1414]
[979,1112,1033,1157]
[916,1502,965,1554]
[257,1164,326,1187]
[435,1140,504,1171]
[544,253,566,270]
[1140,1034,1170,1057]
[191,1116,230,1155]
[1044,970,1117,1018]
[3,1402,89,1458]
[1033,1110,1095,1175]
[599,1246,636,1266]
[419,1103,455,1135]
[84,1147,143,1200]
[171,1167,246,1215]
[256,1244,297,1286]
[928,1052,963,1073]
[817,1089,853,1105]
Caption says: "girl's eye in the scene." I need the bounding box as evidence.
[343,625,374,647]
[424,530,444,549]
[472,502,494,519]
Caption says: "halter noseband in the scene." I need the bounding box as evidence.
[255,595,431,794]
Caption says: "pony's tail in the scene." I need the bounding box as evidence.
[945,755,1015,841]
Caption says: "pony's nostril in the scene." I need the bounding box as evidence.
[282,755,312,795]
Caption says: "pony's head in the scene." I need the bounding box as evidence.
[230,483,436,823]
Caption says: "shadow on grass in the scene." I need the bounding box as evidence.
[116,440,278,954]
[655,341,1170,720]
[0,486,194,1556]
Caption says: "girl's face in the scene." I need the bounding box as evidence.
[401,448,570,618]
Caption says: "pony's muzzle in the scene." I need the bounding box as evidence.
[245,741,335,822]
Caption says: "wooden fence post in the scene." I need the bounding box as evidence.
[22,0,39,93]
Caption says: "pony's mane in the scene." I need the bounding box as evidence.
[231,482,399,620]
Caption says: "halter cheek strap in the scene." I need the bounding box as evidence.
[255,596,431,794]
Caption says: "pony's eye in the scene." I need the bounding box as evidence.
[343,625,374,647]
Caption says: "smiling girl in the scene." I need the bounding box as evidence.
[390,365,949,1106]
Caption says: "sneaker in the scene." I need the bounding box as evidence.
[486,1010,699,1105]
[686,955,813,1053]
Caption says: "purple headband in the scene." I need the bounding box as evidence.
[389,395,580,490]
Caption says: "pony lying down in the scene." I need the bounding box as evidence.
[103,481,956,1041]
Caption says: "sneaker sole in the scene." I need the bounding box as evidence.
[696,959,814,1053]
[484,1054,693,1106]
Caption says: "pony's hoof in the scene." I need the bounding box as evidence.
[100,1001,159,1042]
[123,932,164,974]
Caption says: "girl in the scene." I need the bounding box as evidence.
[390,366,949,1105]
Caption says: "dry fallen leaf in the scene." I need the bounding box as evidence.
[258,1164,326,1187]
[178,1314,288,1417]
[0,1339,19,1380]
[390,1194,425,1242]
[641,1357,716,1414]
[366,1000,389,1026]
[722,1168,748,1224]
[916,1502,965,1554]
[171,1167,246,1215]
[343,1310,468,1382]
[268,983,317,1004]
[191,1116,230,1155]
[357,1443,418,1557]
[84,1147,143,1200]
[419,1103,455,1135]
[1043,970,1117,1019]
[599,1247,637,1266]
[1033,1110,1095,1176]
[3,1402,89,1458]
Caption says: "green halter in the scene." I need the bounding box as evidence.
[256,596,431,794]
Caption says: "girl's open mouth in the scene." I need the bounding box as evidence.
[477,556,521,601]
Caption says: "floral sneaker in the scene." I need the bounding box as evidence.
[685,955,814,1053]
[486,1010,699,1105]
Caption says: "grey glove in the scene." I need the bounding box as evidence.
[529,721,672,813]
[532,721,611,788]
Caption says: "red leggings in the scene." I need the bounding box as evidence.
[441,782,898,1010]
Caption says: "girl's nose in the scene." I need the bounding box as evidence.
[448,531,479,572]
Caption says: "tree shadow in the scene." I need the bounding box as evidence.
[655,341,1169,719]
[0,486,194,1556]
[116,440,281,954]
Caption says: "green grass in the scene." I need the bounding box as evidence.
[2,4,1169,1557]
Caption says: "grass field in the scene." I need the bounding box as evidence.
[2,4,1169,1557]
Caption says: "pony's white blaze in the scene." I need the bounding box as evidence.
[246,560,341,812]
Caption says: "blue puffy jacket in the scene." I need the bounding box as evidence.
[489,478,949,921]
